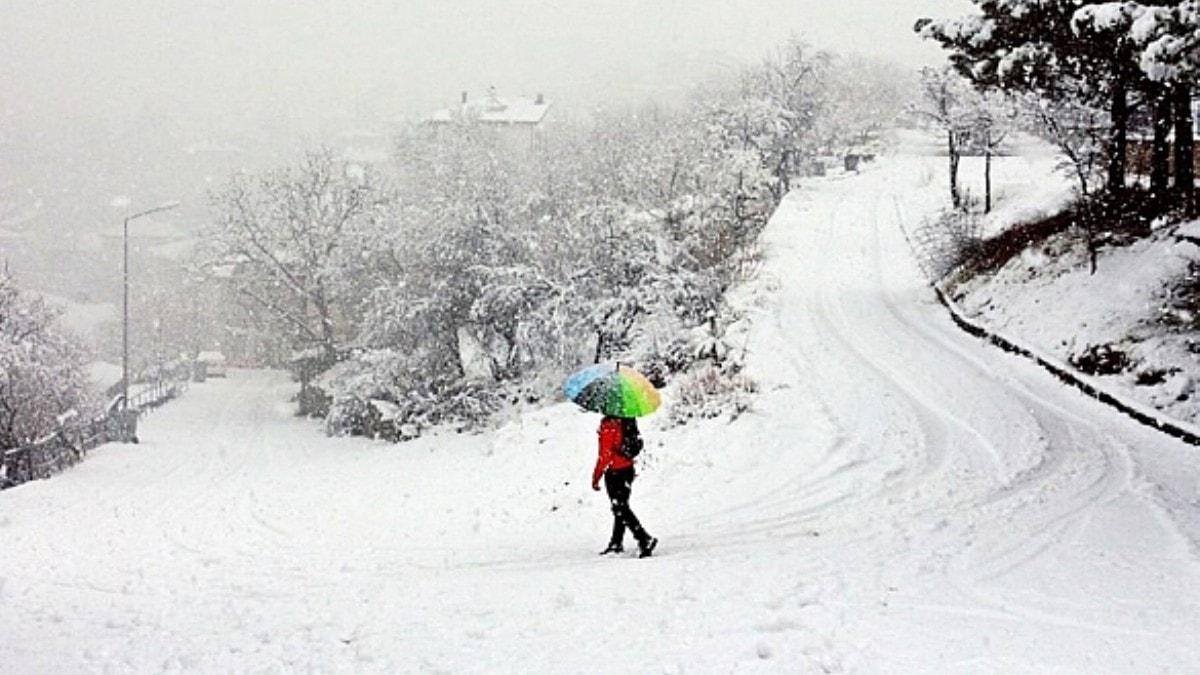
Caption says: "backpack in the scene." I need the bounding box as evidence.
[618,417,644,459]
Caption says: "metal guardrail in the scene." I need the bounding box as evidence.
[0,377,189,491]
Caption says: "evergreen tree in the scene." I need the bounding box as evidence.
[1130,1,1200,213]
[918,1,1148,195]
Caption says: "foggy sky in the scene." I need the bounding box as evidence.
[1,0,973,268]
[2,0,971,132]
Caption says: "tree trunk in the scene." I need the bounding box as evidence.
[948,130,960,208]
[1151,88,1172,205]
[1107,72,1128,196]
[1080,201,1099,276]
[314,291,337,364]
[984,131,992,214]
[1174,82,1196,216]
[777,150,791,199]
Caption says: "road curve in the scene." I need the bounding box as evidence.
[735,152,1200,669]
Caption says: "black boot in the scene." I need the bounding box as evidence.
[599,543,624,556]
[638,537,658,558]
[603,514,626,556]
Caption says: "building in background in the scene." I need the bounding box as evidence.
[427,87,552,151]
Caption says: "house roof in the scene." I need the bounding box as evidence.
[429,94,551,125]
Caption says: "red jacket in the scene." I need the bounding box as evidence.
[592,417,633,487]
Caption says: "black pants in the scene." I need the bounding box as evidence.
[605,468,649,547]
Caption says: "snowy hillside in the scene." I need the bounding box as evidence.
[2,153,1199,672]
[950,150,1200,427]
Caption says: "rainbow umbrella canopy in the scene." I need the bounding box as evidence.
[563,362,662,418]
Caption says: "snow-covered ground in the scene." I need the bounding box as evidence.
[951,149,1200,426]
[3,152,1200,673]
[892,128,1074,238]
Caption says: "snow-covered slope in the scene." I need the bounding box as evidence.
[957,224,1200,420]
[2,154,1199,673]
[950,145,1200,427]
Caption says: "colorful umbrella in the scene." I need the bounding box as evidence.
[563,361,661,418]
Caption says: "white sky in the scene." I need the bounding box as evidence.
[0,0,975,259]
[1,0,972,131]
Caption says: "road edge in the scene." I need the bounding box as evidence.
[932,283,1200,448]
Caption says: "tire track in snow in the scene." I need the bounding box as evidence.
[878,185,1177,605]
[758,157,1194,646]
[860,165,1136,627]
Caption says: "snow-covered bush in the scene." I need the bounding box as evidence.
[0,270,95,450]
[1159,258,1200,331]
[667,362,758,426]
[911,208,986,281]
[318,348,501,438]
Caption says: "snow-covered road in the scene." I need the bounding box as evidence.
[2,153,1199,673]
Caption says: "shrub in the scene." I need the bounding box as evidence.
[1135,367,1178,387]
[1158,259,1200,332]
[318,349,502,439]
[911,208,985,281]
[1069,343,1131,376]
[667,363,758,426]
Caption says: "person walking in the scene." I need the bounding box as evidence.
[592,415,657,558]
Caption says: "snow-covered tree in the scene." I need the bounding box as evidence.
[732,37,832,200]
[372,124,531,378]
[204,150,386,362]
[921,1,1199,213]
[1127,1,1200,213]
[821,56,917,154]
[964,89,1020,213]
[0,269,94,450]
[914,67,976,208]
[1018,91,1111,198]
[919,1,1141,196]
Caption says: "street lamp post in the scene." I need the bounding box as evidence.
[122,202,180,413]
